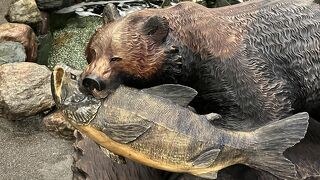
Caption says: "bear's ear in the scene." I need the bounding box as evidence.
[142,16,169,43]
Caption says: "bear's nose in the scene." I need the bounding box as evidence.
[82,75,105,91]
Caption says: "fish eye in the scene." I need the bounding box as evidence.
[110,56,122,62]
[70,73,77,80]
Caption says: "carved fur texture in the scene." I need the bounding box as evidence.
[82,0,320,130]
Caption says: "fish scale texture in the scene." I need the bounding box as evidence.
[102,87,212,165]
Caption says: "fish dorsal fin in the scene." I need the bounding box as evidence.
[189,148,220,168]
[142,84,198,107]
[99,145,126,164]
[102,120,152,144]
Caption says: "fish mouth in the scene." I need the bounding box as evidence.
[51,63,102,126]
[51,66,65,105]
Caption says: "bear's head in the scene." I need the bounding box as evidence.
[80,13,183,98]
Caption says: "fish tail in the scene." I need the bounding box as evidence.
[247,112,309,179]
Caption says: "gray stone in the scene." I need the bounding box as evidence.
[6,0,42,24]
[0,62,55,120]
[0,41,26,65]
[0,0,14,24]
[0,116,73,180]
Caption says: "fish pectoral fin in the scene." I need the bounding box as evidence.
[99,145,126,164]
[102,120,152,144]
[194,171,218,179]
[204,113,222,122]
[189,148,220,168]
[142,84,198,107]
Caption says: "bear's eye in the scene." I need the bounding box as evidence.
[110,56,122,62]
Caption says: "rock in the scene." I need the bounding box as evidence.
[35,0,75,10]
[6,0,42,24]
[0,41,26,65]
[0,62,54,120]
[103,3,121,24]
[42,111,75,140]
[0,23,37,62]
[36,0,64,10]
[0,0,14,24]
[0,116,73,180]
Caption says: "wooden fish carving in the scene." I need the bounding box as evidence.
[51,64,309,179]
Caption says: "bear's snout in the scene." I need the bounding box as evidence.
[82,75,106,92]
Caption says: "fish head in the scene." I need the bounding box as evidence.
[51,63,101,125]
